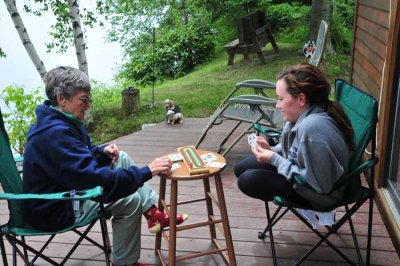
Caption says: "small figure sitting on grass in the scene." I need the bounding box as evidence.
[164,99,183,124]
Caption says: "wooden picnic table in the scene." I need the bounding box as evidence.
[224,11,279,65]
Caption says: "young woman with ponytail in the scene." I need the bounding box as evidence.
[234,64,354,203]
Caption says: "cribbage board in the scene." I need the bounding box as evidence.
[177,146,209,175]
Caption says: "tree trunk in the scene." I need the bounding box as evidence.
[4,0,47,81]
[309,0,335,54]
[180,0,188,25]
[67,0,89,75]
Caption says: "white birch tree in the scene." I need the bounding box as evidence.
[4,0,47,81]
[67,0,88,75]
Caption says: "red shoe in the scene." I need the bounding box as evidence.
[111,262,149,266]
[146,207,189,234]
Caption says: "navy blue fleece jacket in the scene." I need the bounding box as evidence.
[23,101,152,231]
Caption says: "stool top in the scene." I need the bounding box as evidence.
[162,150,226,181]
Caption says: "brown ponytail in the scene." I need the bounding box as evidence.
[326,100,355,150]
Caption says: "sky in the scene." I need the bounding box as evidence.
[0,1,124,93]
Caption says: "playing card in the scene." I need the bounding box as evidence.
[201,153,218,162]
[207,161,226,168]
[247,133,257,148]
[171,163,181,171]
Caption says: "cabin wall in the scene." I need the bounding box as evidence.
[352,0,400,254]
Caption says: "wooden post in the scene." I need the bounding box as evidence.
[122,87,140,115]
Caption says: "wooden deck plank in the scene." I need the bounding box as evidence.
[1,118,399,265]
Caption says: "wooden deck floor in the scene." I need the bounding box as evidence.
[1,118,399,265]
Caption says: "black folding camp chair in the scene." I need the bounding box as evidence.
[0,109,112,265]
[258,79,378,265]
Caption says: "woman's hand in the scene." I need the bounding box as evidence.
[104,143,119,164]
[251,144,274,163]
[256,136,271,150]
[148,156,173,176]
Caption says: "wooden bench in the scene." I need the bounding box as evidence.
[223,11,279,65]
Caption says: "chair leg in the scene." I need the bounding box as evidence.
[5,234,57,265]
[346,205,363,265]
[258,205,289,240]
[290,207,356,265]
[217,121,243,153]
[12,240,16,266]
[30,234,56,265]
[21,236,29,262]
[265,202,277,266]
[366,196,374,266]
[0,235,8,266]
[99,218,112,265]
[195,104,230,149]
[60,222,97,265]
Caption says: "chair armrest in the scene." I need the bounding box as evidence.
[0,186,103,201]
[228,95,277,106]
[236,79,276,90]
[291,157,378,194]
[330,157,378,192]
[253,123,282,138]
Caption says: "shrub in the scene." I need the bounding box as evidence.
[0,86,44,155]
[263,3,311,33]
[118,20,215,86]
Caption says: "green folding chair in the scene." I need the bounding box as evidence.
[257,79,378,265]
[0,109,111,265]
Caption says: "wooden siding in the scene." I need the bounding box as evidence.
[353,0,400,255]
[351,0,390,92]
[1,119,399,265]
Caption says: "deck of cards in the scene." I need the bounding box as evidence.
[168,153,183,163]
[247,133,258,148]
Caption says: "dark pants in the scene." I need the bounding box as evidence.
[234,155,293,202]
[235,155,315,215]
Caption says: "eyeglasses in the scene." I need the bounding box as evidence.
[78,95,92,104]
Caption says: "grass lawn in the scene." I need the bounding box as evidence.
[90,42,351,144]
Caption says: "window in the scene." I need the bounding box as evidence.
[385,37,400,209]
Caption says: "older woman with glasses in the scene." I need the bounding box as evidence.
[23,66,188,266]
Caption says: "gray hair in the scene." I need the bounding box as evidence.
[45,66,91,106]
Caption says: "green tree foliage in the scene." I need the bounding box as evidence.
[97,0,353,85]
[0,47,5,57]
[0,87,44,155]
[23,0,98,53]
[330,0,354,54]
[119,20,215,85]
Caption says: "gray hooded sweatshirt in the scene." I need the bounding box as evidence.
[269,105,349,194]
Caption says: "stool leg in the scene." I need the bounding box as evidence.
[168,180,178,266]
[203,178,217,240]
[214,174,236,266]
[155,177,167,254]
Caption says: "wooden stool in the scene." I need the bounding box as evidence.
[155,150,236,266]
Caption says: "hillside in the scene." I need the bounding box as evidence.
[90,43,351,144]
